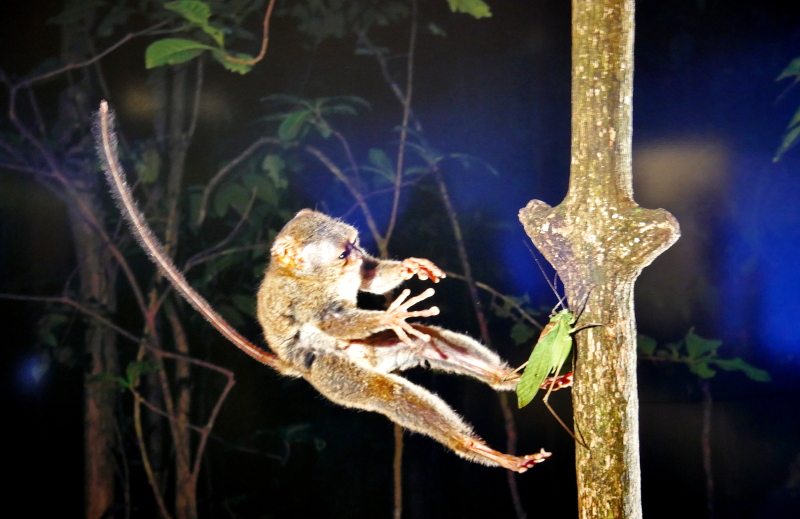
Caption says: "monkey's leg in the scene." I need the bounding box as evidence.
[301,351,550,472]
[353,326,521,390]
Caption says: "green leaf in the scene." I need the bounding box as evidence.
[213,184,251,217]
[125,361,159,385]
[510,322,536,345]
[47,1,105,26]
[262,154,288,190]
[637,334,657,356]
[739,364,771,382]
[244,173,277,208]
[774,113,800,162]
[446,0,492,19]
[776,57,800,81]
[145,38,212,69]
[253,262,268,278]
[278,111,311,141]
[135,147,161,184]
[165,1,211,25]
[713,358,771,382]
[88,372,130,390]
[684,328,721,359]
[689,360,716,379]
[212,50,254,75]
[231,294,256,317]
[96,4,135,38]
[428,22,447,37]
[218,304,245,328]
[367,148,395,180]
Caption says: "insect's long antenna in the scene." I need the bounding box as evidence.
[524,241,563,303]
[574,287,594,323]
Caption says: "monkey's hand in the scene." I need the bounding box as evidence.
[381,288,440,346]
[400,258,445,283]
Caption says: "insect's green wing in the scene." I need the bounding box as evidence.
[551,312,575,377]
[516,311,575,408]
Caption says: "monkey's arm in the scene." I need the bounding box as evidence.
[316,289,440,345]
[360,256,445,294]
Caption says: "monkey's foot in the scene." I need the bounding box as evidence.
[464,439,551,473]
[541,372,573,391]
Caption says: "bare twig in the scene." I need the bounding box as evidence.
[196,136,279,226]
[133,388,173,519]
[444,273,544,330]
[223,0,277,66]
[186,187,258,269]
[340,178,425,219]
[0,293,141,343]
[187,58,204,139]
[303,143,384,246]
[384,0,418,249]
[20,21,170,87]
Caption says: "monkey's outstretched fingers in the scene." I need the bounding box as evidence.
[401,258,446,283]
[382,288,440,346]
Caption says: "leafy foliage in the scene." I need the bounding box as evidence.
[145,1,254,74]
[262,95,370,141]
[638,328,770,382]
[774,56,800,161]
[446,0,492,19]
[280,0,491,43]
[88,361,161,391]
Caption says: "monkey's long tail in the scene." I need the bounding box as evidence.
[94,100,282,370]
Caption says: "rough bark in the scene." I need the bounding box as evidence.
[56,8,120,518]
[71,199,119,519]
[519,0,680,517]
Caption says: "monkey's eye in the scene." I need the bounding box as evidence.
[339,246,351,260]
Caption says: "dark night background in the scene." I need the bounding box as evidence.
[2,0,800,518]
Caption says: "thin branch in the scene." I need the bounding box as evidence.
[332,128,362,183]
[357,33,421,133]
[303,143,384,245]
[340,178,425,219]
[24,85,46,137]
[185,244,266,273]
[21,21,170,87]
[196,136,279,226]
[186,58,204,140]
[444,273,544,330]
[0,162,53,177]
[132,389,208,435]
[186,188,258,269]
[0,293,141,343]
[133,390,173,519]
[192,369,235,478]
[223,0,277,66]
[383,0,418,248]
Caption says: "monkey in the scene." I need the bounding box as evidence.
[95,101,554,473]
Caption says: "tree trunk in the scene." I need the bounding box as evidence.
[519,1,680,517]
[72,199,119,519]
[56,7,120,518]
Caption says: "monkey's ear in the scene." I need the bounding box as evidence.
[271,235,305,270]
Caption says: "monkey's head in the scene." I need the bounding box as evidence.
[270,209,365,280]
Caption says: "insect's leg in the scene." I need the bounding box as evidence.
[301,350,549,472]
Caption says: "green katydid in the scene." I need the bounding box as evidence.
[516,306,578,408]
[507,252,599,444]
